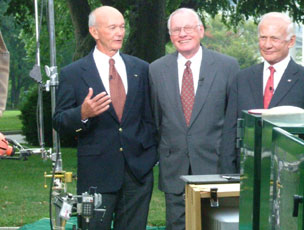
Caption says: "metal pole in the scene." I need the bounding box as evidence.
[34,0,45,149]
[47,0,62,172]
[302,24,304,66]
[34,0,40,66]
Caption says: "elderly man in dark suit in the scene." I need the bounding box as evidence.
[149,8,240,230]
[220,12,304,174]
[53,6,157,230]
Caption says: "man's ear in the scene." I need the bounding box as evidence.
[89,26,98,40]
[288,35,296,48]
[199,25,204,39]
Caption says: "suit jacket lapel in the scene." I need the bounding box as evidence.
[162,52,186,126]
[80,52,105,93]
[120,53,140,123]
[189,47,216,127]
[270,59,299,107]
[80,52,118,121]
[249,63,264,108]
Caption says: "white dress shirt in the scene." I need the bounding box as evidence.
[93,47,128,96]
[177,46,203,94]
[263,55,290,95]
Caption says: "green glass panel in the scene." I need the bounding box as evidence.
[239,112,262,230]
[272,128,304,230]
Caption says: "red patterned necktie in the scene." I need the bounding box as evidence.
[181,60,195,126]
[109,58,126,122]
[264,66,275,109]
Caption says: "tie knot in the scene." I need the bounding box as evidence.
[185,60,191,68]
[109,58,115,66]
[269,66,275,74]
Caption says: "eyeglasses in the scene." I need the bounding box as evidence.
[170,25,201,35]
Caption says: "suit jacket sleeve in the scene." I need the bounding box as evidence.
[219,70,239,173]
[148,65,162,146]
[53,67,89,136]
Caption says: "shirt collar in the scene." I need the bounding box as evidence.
[93,46,121,63]
[263,55,291,73]
[177,46,203,65]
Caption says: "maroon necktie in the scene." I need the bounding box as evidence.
[109,58,126,122]
[181,60,195,126]
[264,66,275,109]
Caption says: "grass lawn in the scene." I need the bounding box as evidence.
[0,111,166,227]
[0,147,166,227]
[0,110,22,132]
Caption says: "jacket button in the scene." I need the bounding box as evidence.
[119,128,123,132]
[119,147,123,152]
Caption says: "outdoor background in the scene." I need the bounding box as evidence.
[1,0,304,228]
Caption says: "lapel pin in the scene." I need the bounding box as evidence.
[134,74,138,78]
[287,79,292,82]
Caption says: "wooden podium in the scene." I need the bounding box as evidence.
[181,175,240,230]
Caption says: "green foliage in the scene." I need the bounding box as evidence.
[2,0,75,109]
[203,15,260,69]
[15,0,75,70]
[0,0,35,109]
[19,87,77,147]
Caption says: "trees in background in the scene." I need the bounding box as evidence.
[2,0,303,145]
[0,0,33,108]
[1,0,75,109]
[2,0,304,109]
[203,15,260,69]
[7,0,304,63]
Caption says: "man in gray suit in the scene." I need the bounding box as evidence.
[149,8,240,230]
[220,12,304,174]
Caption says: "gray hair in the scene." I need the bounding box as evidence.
[258,12,294,41]
[88,9,97,27]
[167,8,203,33]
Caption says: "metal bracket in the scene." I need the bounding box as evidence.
[210,188,219,207]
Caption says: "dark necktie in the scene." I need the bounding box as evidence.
[109,58,126,122]
[264,66,275,109]
[181,60,194,126]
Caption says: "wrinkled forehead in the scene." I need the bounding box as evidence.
[259,18,288,36]
[170,11,199,27]
[95,8,124,26]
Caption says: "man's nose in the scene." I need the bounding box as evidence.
[264,38,273,48]
[179,27,187,36]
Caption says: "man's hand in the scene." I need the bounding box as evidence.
[81,88,111,120]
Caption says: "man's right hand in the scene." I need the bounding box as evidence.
[81,88,111,120]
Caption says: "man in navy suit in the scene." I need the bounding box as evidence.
[53,6,157,230]
[220,12,304,173]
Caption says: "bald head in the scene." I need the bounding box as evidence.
[88,6,125,57]
[89,6,123,27]
[258,12,294,40]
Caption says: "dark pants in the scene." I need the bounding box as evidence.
[81,167,153,230]
[164,166,191,230]
[165,192,185,230]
